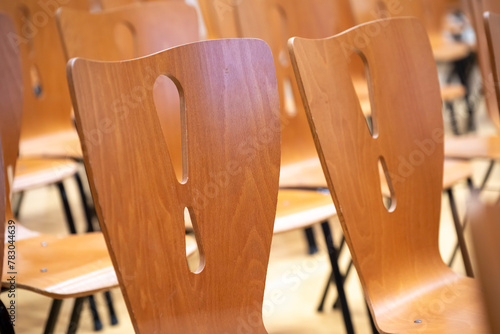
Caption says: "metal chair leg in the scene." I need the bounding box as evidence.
[56,181,77,235]
[446,187,474,277]
[445,102,460,135]
[13,191,24,219]
[74,173,95,233]
[67,297,85,334]
[88,295,103,331]
[320,220,355,334]
[44,299,63,334]
[0,299,15,334]
[104,291,118,325]
[333,260,353,310]
[304,227,318,255]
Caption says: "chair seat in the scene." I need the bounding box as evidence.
[376,275,488,333]
[445,135,500,160]
[19,130,82,161]
[441,83,466,102]
[12,157,79,192]
[274,189,335,234]
[280,158,472,192]
[1,231,197,298]
[430,36,471,63]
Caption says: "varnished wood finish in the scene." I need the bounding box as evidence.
[68,39,280,333]
[351,0,471,62]
[290,18,487,333]
[485,11,500,128]
[57,1,199,61]
[197,0,240,39]
[0,0,89,160]
[470,199,500,334]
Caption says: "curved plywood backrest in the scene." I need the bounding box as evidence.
[0,0,90,142]
[470,198,500,334]
[58,0,199,186]
[485,11,500,127]
[466,0,500,129]
[235,0,358,165]
[0,13,23,219]
[197,0,240,39]
[290,18,448,331]
[0,13,20,277]
[68,39,280,333]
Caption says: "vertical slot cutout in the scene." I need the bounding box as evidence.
[114,21,136,59]
[348,49,378,138]
[185,207,205,274]
[378,156,396,212]
[153,74,187,184]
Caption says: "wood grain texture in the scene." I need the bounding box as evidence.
[0,12,120,299]
[470,199,500,334]
[68,39,280,333]
[485,11,500,128]
[0,0,89,160]
[290,18,487,333]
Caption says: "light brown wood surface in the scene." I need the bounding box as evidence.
[470,199,500,334]
[290,18,487,333]
[197,0,240,39]
[485,11,500,128]
[0,0,89,160]
[350,0,471,62]
[69,39,280,333]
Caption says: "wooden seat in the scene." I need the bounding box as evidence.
[470,199,500,334]
[68,38,280,332]
[0,12,196,332]
[289,17,488,333]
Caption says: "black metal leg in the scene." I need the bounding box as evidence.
[88,295,103,331]
[445,102,460,135]
[13,191,24,219]
[44,299,63,334]
[317,271,334,312]
[480,160,495,191]
[67,297,85,334]
[0,300,15,334]
[317,235,348,312]
[56,182,77,235]
[446,187,474,277]
[104,291,118,325]
[333,260,354,309]
[74,173,95,233]
[304,227,318,255]
[320,220,355,334]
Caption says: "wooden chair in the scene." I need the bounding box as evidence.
[469,198,500,334]
[67,38,281,333]
[59,4,353,331]
[350,0,475,134]
[289,17,488,333]
[0,12,197,333]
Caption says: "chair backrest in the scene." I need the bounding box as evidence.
[0,12,21,280]
[197,0,240,39]
[351,0,448,37]
[68,38,280,333]
[467,0,500,129]
[58,0,199,184]
[0,13,23,219]
[237,0,358,166]
[0,0,90,142]
[470,198,500,334]
[485,11,500,124]
[290,18,449,331]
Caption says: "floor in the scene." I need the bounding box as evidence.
[10,73,500,333]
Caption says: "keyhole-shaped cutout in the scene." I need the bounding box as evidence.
[185,207,205,274]
[378,156,396,212]
[348,49,378,138]
[114,21,136,59]
[153,74,187,184]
